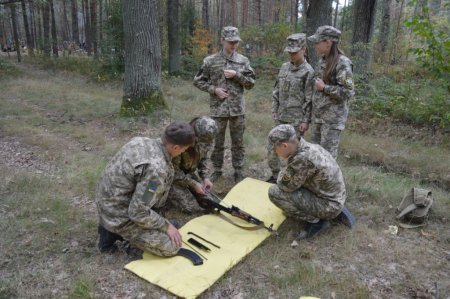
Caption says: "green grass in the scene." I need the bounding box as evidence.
[0,58,449,298]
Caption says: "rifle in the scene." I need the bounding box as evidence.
[196,191,275,233]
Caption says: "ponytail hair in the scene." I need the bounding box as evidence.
[323,42,344,83]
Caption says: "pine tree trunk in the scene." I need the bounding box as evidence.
[379,0,392,55]
[351,0,377,78]
[341,0,347,30]
[29,0,37,50]
[202,0,209,28]
[168,0,180,75]
[71,0,79,44]
[21,0,34,56]
[121,0,166,116]
[333,0,339,27]
[241,0,248,26]
[50,0,58,57]
[43,1,51,56]
[306,0,333,65]
[9,3,21,62]
[83,0,91,55]
[90,0,97,55]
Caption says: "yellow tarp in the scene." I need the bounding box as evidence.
[125,177,286,298]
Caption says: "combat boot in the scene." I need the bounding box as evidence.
[332,206,356,228]
[98,224,123,253]
[299,219,331,239]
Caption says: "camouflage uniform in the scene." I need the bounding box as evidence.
[269,33,314,177]
[193,26,256,176]
[167,117,217,213]
[95,137,178,257]
[267,125,346,223]
[308,26,355,158]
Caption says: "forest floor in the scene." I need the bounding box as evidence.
[0,57,449,299]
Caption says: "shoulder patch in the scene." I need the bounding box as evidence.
[344,78,354,89]
[142,180,158,204]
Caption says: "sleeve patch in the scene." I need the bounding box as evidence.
[345,78,354,89]
[142,180,158,204]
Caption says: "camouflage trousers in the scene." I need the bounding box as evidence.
[166,183,204,214]
[211,115,245,171]
[267,120,303,176]
[311,122,342,159]
[268,185,342,223]
[114,222,179,257]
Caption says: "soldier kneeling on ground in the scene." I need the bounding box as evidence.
[95,122,195,257]
[267,124,355,239]
[166,116,218,214]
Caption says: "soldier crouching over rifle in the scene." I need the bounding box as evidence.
[95,122,195,257]
[267,124,355,239]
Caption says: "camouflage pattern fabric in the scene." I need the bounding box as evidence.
[222,26,242,41]
[95,137,176,256]
[169,142,213,213]
[193,50,255,117]
[211,115,245,171]
[284,33,307,52]
[267,127,346,222]
[307,25,341,43]
[267,120,303,177]
[311,122,342,159]
[272,61,314,125]
[312,55,354,158]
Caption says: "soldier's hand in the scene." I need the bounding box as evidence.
[193,182,207,195]
[224,69,237,79]
[272,112,278,120]
[166,223,182,248]
[315,78,325,91]
[299,122,309,133]
[202,179,213,193]
[215,87,229,100]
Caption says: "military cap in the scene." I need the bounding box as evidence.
[267,124,297,151]
[222,26,242,42]
[194,116,218,143]
[308,25,341,43]
[284,33,307,52]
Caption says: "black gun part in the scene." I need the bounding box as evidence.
[188,238,211,252]
[187,232,221,249]
[182,241,208,260]
[176,248,203,266]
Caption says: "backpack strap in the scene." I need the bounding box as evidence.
[396,203,417,219]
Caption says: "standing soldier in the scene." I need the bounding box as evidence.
[267,124,355,239]
[167,116,218,214]
[267,33,315,183]
[193,26,256,183]
[308,26,355,159]
[95,122,195,257]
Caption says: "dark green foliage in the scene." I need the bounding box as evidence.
[120,90,168,117]
[99,0,124,80]
[352,67,450,130]
[404,3,450,78]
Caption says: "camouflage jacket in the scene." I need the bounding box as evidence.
[312,55,354,130]
[172,142,212,188]
[277,138,346,205]
[193,50,256,117]
[95,137,173,233]
[272,60,314,124]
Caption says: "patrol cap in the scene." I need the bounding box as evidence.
[267,124,297,151]
[284,33,306,52]
[193,116,218,143]
[308,25,341,43]
[222,26,242,42]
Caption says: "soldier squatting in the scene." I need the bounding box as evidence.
[95,25,356,257]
